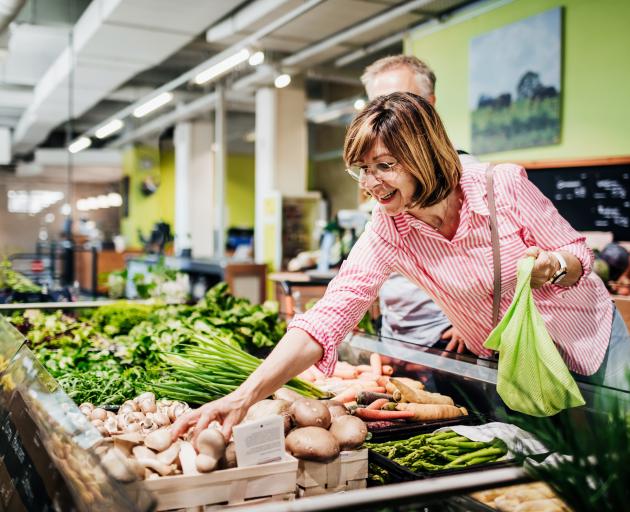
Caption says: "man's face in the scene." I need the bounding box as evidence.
[366,66,435,105]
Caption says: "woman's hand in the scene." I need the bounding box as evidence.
[171,392,250,444]
[525,246,559,288]
[440,327,466,353]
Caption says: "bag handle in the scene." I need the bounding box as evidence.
[486,165,501,327]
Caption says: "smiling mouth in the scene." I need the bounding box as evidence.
[379,190,396,201]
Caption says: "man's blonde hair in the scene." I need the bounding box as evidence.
[344,92,461,209]
[361,55,436,99]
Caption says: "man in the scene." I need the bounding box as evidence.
[361,55,473,352]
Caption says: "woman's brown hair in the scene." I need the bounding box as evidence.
[343,92,462,209]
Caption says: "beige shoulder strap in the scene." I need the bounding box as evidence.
[486,165,501,327]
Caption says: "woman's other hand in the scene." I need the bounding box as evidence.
[170,392,250,444]
[440,327,466,353]
[525,246,558,289]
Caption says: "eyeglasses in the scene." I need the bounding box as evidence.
[345,160,398,183]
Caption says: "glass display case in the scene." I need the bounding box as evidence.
[0,316,155,512]
[1,303,627,511]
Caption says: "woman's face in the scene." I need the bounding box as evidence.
[360,141,418,216]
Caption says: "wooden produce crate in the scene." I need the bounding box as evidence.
[296,449,368,497]
[143,456,298,511]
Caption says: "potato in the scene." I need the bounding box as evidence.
[329,415,368,450]
[285,427,340,462]
[290,399,331,429]
[324,400,349,419]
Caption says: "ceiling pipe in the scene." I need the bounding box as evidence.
[109,91,254,148]
[0,0,25,33]
[206,0,291,42]
[281,0,433,67]
[334,0,515,67]
[86,0,324,141]
[334,28,408,68]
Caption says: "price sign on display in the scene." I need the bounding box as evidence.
[232,415,285,467]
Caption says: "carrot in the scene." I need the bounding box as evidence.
[362,386,386,394]
[367,398,390,410]
[394,403,468,421]
[334,387,359,403]
[298,368,315,382]
[356,391,392,405]
[333,368,358,379]
[356,365,373,373]
[381,365,394,375]
[354,380,379,389]
[376,376,390,388]
[355,409,414,421]
[370,353,382,376]
[310,365,326,380]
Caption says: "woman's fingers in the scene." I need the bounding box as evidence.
[171,409,201,441]
[529,250,558,289]
[524,246,541,259]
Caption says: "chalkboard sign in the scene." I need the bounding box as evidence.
[525,160,630,241]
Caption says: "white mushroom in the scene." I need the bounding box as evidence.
[144,428,172,452]
[178,441,199,475]
[157,441,181,466]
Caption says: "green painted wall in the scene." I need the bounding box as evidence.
[406,0,630,162]
[226,154,255,228]
[121,145,175,249]
[122,148,255,248]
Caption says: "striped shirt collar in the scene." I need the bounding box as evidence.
[371,165,493,243]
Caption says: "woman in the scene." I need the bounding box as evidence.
[173,92,629,440]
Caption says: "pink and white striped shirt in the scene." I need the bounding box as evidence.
[289,163,613,376]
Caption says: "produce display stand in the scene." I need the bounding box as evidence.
[1,305,629,511]
[0,332,155,511]
[296,448,368,497]
[144,456,298,510]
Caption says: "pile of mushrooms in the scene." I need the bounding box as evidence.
[81,392,229,482]
[251,390,368,464]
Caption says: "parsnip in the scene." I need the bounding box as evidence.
[394,402,468,421]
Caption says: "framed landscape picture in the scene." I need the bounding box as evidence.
[469,7,562,154]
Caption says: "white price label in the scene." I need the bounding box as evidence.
[232,415,285,467]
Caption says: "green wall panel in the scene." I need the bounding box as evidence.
[122,148,255,249]
[406,0,630,161]
[121,145,175,249]
[226,154,255,229]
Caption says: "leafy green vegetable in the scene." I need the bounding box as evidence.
[0,259,42,294]
[10,283,291,405]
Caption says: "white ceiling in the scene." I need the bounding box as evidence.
[0,0,476,167]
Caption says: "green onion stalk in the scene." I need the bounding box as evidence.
[153,332,327,404]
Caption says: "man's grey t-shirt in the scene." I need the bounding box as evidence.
[379,274,450,346]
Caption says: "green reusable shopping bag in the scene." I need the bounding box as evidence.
[484,257,585,416]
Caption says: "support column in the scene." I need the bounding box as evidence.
[254,84,309,269]
[174,120,214,258]
[214,85,227,259]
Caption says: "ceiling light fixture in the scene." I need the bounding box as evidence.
[194,48,251,85]
[95,119,124,139]
[133,92,173,118]
[68,136,91,154]
[274,74,291,88]
[353,98,366,110]
[248,51,265,66]
[107,192,123,207]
